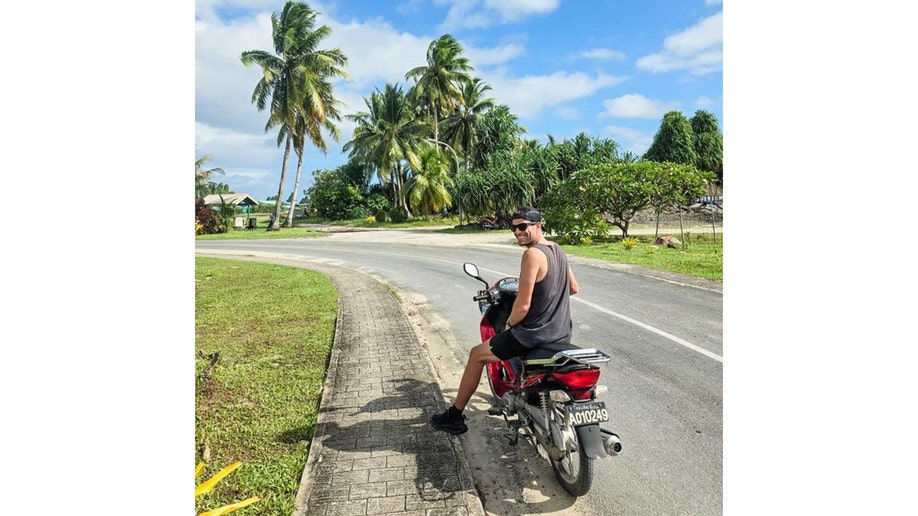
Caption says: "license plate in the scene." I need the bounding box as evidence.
[566,402,609,426]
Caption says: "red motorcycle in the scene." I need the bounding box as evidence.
[463,262,622,496]
[478,214,510,230]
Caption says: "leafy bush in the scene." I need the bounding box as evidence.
[622,237,639,250]
[308,170,368,220]
[364,215,376,224]
[389,206,409,223]
[542,206,609,245]
[195,198,225,235]
[366,193,391,215]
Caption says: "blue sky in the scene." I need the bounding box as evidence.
[195,0,723,201]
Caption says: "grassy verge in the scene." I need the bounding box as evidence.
[195,227,329,241]
[195,257,338,515]
[559,232,723,281]
[303,214,461,229]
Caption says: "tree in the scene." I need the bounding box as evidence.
[542,162,711,239]
[240,1,348,231]
[643,111,696,166]
[690,110,724,185]
[344,83,426,217]
[306,169,366,220]
[405,34,473,149]
[284,83,345,227]
[440,77,495,170]
[643,162,716,241]
[469,105,526,170]
[405,143,454,216]
[335,161,374,194]
[552,132,621,181]
[195,154,224,198]
[449,105,531,220]
[202,182,232,195]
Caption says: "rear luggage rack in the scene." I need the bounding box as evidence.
[524,348,611,367]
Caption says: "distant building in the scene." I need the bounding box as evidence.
[202,193,260,208]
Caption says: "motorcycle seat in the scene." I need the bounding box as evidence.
[523,341,581,361]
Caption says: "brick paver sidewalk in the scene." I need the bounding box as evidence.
[290,262,486,516]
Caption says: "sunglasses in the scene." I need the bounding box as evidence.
[511,222,539,232]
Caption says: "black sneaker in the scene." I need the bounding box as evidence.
[430,409,468,435]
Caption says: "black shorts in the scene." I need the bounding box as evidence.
[489,329,530,360]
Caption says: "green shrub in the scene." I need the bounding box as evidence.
[366,193,391,215]
[195,198,225,235]
[389,206,409,223]
[622,237,639,250]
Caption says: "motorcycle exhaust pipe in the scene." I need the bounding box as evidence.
[600,429,623,456]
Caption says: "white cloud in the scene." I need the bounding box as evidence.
[465,43,527,67]
[484,70,626,118]
[601,124,654,156]
[195,122,276,168]
[553,105,580,120]
[600,94,680,119]
[483,0,560,22]
[636,12,722,75]
[437,0,560,31]
[695,95,718,109]
[322,17,431,90]
[579,48,627,61]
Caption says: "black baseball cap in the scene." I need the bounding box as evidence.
[512,206,542,223]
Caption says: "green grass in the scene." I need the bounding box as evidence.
[196,226,330,240]
[195,257,338,515]
[558,232,723,281]
[306,214,461,229]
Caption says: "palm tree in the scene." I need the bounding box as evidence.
[195,154,224,198]
[440,77,495,171]
[344,83,426,217]
[405,143,454,216]
[240,1,348,230]
[284,83,344,227]
[405,34,473,150]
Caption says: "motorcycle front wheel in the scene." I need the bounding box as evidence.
[549,426,594,497]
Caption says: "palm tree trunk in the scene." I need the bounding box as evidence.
[433,107,439,148]
[395,163,413,218]
[270,136,292,231]
[285,151,304,228]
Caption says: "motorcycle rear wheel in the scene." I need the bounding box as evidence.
[549,427,594,497]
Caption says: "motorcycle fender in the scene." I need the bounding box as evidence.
[575,424,607,459]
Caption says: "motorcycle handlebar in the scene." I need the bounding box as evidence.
[473,294,489,302]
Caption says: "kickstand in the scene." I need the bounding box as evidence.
[504,415,523,446]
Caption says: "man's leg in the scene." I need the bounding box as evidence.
[453,340,501,410]
[431,340,500,435]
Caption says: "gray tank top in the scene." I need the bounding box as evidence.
[511,242,572,348]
